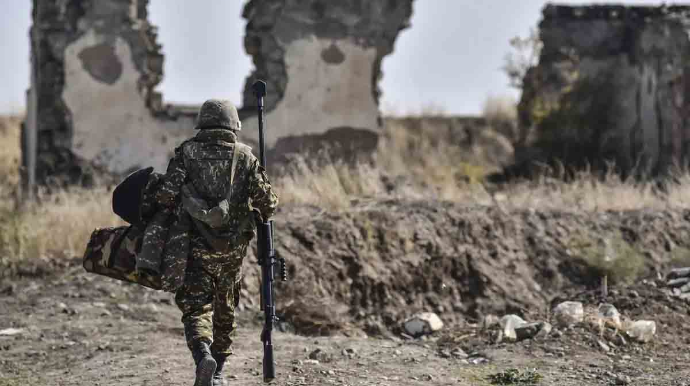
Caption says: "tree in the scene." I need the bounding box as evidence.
[502,28,543,90]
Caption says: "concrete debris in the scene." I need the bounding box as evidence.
[403,312,444,337]
[625,321,657,343]
[553,301,584,327]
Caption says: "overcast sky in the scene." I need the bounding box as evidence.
[0,0,671,116]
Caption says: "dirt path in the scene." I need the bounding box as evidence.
[1,265,690,386]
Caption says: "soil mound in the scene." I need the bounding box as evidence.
[238,201,690,336]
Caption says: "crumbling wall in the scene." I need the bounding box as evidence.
[25,0,197,186]
[238,0,414,162]
[516,4,690,177]
[25,0,415,186]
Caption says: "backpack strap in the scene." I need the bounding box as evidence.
[227,143,253,201]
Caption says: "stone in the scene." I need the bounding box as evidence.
[553,301,584,327]
[667,277,690,288]
[116,304,130,312]
[598,304,622,331]
[482,314,500,330]
[0,328,25,336]
[667,267,690,280]
[625,320,656,343]
[515,322,550,341]
[403,312,444,337]
[451,348,468,359]
[499,314,527,341]
[615,374,631,385]
[341,348,357,358]
[597,340,610,352]
[308,348,332,363]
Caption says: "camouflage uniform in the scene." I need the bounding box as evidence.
[157,99,278,386]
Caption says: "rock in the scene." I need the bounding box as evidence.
[0,328,25,336]
[598,304,622,330]
[615,374,631,385]
[341,348,357,358]
[469,357,489,365]
[403,312,444,337]
[91,302,106,308]
[308,348,332,363]
[535,322,552,339]
[553,301,584,327]
[667,277,690,288]
[451,348,468,359]
[499,315,527,341]
[667,267,690,280]
[303,359,320,365]
[140,303,158,313]
[625,320,656,343]
[117,304,130,312]
[515,322,550,341]
[482,314,500,330]
[597,340,610,352]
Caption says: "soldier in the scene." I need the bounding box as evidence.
[156,99,279,386]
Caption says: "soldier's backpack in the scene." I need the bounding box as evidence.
[180,139,256,251]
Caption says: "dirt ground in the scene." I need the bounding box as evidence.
[3,202,690,385]
[2,259,690,386]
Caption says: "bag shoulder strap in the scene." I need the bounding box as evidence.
[228,143,253,200]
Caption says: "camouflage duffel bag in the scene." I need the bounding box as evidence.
[82,225,162,290]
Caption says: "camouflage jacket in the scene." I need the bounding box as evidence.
[145,128,278,290]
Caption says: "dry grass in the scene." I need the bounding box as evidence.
[0,115,21,189]
[0,115,123,267]
[2,113,690,267]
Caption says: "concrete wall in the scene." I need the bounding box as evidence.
[25,0,196,186]
[516,4,690,177]
[24,0,415,187]
[239,0,414,163]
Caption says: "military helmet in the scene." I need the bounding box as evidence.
[195,99,242,131]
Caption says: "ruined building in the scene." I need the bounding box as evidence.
[517,4,690,177]
[23,0,414,187]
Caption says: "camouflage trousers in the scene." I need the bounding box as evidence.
[175,235,248,355]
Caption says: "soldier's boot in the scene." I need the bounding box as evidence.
[211,352,230,386]
[191,340,217,386]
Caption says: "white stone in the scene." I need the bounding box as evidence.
[553,301,584,327]
[625,320,656,343]
[0,328,25,336]
[499,314,527,341]
[403,312,444,337]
